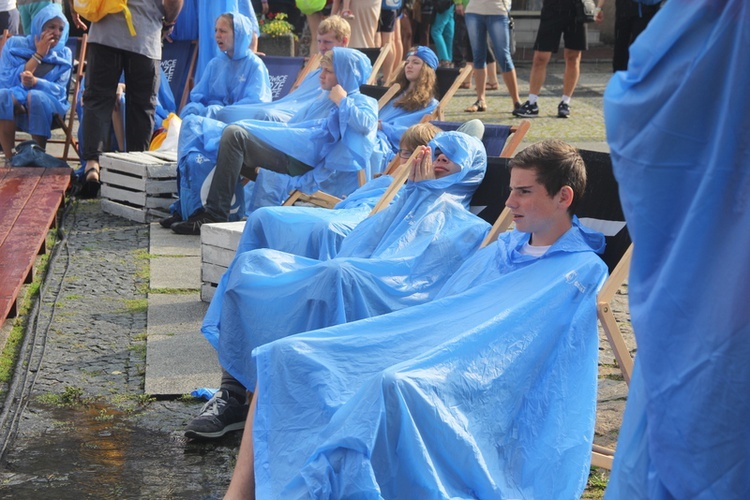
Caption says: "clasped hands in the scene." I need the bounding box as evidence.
[408,146,436,183]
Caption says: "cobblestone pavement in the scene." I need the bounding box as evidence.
[0,62,633,498]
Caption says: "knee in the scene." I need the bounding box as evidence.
[564,50,582,65]
[532,51,551,67]
[221,125,249,147]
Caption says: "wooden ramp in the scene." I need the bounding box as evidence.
[0,167,71,327]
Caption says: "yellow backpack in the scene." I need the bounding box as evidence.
[74,0,136,36]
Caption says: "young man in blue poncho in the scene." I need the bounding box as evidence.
[222,140,609,499]
[171,46,378,234]
[179,12,271,120]
[184,131,488,440]
[0,4,71,164]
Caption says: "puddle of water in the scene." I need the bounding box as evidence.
[0,401,241,498]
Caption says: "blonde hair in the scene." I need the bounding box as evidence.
[391,48,437,112]
[399,122,441,151]
[320,50,334,67]
[318,15,351,42]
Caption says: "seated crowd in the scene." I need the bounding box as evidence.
[1,6,611,499]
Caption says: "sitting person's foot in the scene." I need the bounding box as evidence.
[159,212,182,228]
[184,390,249,439]
[170,210,219,235]
[78,165,101,199]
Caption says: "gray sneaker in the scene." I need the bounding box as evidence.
[557,101,571,118]
[184,390,248,439]
[513,100,539,117]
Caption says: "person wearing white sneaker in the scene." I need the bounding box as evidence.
[513,0,604,118]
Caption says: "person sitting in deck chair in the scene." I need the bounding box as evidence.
[170,47,377,234]
[0,4,71,164]
[222,139,609,499]
[179,12,270,120]
[184,131,489,440]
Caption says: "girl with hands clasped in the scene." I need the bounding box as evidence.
[0,4,72,164]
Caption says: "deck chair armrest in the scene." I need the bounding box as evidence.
[282,190,341,209]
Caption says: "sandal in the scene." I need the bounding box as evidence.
[78,166,101,199]
[464,99,486,113]
[459,81,471,89]
[485,82,499,91]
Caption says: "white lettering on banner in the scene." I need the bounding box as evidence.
[269,75,288,99]
[161,59,177,83]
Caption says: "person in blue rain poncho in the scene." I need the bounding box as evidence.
[215,15,351,124]
[0,4,71,163]
[194,0,257,79]
[221,140,609,499]
[234,122,443,262]
[603,1,750,498]
[170,46,377,234]
[184,131,488,440]
[179,12,270,120]
[368,45,439,176]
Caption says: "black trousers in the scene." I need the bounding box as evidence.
[82,43,159,160]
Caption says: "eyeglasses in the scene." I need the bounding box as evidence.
[398,149,413,159]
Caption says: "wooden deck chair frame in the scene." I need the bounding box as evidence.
[420,65,473,121]
[290,53,322,94]
[354,43,393,85]
[478,150,635,471]
[160,39,198,113]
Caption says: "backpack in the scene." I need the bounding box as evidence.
[434,0,453,14]
[74,0,136,36]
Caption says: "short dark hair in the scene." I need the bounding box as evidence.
[508,140,586,214]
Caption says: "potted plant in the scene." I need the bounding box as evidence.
[258,12,297,56]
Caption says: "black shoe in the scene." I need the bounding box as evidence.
[557,101,571,118]
[159,212,182,228]
[184,390,248,439]
[170,211,218,235]
[513,100,539,117]
[78,168,101,199]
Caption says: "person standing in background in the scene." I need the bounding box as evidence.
[0,0,20,35]
[612,0,659,72]
[17,0,60,34]
[68,0,184,198]
[513,0,604,119]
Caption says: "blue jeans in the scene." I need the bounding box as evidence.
[465,13,514,73]
[430,6,455,62]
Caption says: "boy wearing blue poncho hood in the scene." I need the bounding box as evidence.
[179,12,271,120]
[184,131,489,441]
[171,46,378,235]
[221,140,609,499]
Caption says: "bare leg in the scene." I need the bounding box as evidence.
[562,48,582,97]
[486,61,499,87]
[529,50,552,95]
[390,21,403,79]
[473,67,487,103]
[400,14,412,55]
[225,386,259,500]
[0,119,15,160]
[501,68,520,105]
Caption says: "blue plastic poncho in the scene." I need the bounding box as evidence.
[202,132,489,391]
[195,1,256,79]
[603,1,750,498]
[371,96,439,175]
[251,220,608,498]
[216,63,326,124]
[239,47,378,207]
[0,4,71,138]
[180,12,271,119]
